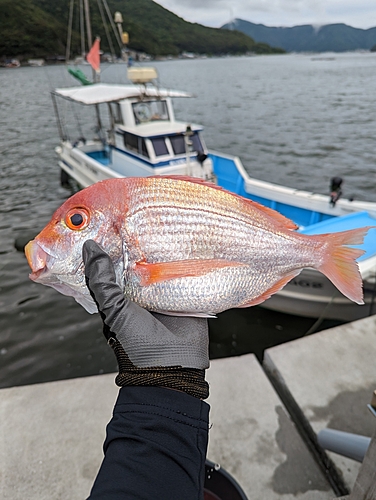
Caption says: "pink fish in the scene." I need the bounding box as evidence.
[25,176,370,317]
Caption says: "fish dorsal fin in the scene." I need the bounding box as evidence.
[153,175,298,231]
[154,175,219,189]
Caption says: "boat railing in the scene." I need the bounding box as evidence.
[209,150,376,224]
[69,147,122,179]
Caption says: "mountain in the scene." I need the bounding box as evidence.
[0,0,284,60]
[222,19,376,53]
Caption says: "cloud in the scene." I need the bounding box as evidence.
[153,0,376,29]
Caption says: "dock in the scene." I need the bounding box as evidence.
[1,315,375,499]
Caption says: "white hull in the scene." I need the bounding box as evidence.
[264,268,376,321]
[57,140,214,188]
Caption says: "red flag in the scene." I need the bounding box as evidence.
[87,37,100,72]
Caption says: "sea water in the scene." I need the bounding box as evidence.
[1,53,376,387]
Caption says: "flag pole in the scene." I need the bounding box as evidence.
[83,0,98,82]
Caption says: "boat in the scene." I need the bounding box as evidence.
[2,59,20,68]
[51,8,376,323]
[28,59,45,67]
[53,68,215,185]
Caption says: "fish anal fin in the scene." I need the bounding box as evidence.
[154,310,217,318]
[135,259,246,286]
[153,175,298,231]
[238,271,300,308]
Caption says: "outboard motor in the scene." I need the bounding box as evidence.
[330,176,343,206]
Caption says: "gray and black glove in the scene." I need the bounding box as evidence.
[83,240,210,399]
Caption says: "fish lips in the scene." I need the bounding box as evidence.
[25,239,58,283]
[25,239,97,313]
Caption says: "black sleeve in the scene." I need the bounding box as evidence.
[87,386,210,500]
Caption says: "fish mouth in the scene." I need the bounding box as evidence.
[25,240,54,281]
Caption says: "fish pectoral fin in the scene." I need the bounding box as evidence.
[135,259,246,286]
[238,271,300,308]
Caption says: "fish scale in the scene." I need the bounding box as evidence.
[130,178,268,228]
[128,206,297,265]
[127,266,255,314]
[25,176,371,316]
[131,210,234,260]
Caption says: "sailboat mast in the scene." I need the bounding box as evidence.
[83,0,97,81]
[80,0,85,58]
[65,0,74,63]
[83,0,93,47]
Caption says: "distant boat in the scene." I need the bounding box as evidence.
[311,57,336,61]
[28,59,45,67]
[3,59,20,68]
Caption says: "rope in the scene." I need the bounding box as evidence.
[66,0,75,63]
[304,292,338,336]
[96,0,116,61]
[102,0,123,50]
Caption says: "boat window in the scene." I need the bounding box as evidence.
[109,103,122,123]
[169,132,204,155]
[140,138,149,157]
[123,133,149,158]
[151,137,169,156]
[170,135,186,155]
[132,100,169,125]
[124,132,138,152]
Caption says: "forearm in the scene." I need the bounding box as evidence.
[87,386,210,500]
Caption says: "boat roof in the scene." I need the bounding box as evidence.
[52,83,192,105]
[116,122,203,138]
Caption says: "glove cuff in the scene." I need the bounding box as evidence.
[109,337,209,400]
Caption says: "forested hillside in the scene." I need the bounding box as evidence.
[0,0,285,59]
[0,0,66,57]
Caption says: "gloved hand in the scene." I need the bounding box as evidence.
[83,240,210,399]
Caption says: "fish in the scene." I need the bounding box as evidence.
[25,176,371,317]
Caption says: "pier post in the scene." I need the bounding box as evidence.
[333,391,376,499]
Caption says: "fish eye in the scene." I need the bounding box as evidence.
[65,208,90,230]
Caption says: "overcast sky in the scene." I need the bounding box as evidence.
[154,0,376,30]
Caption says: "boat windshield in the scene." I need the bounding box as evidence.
[150,137,169,156]
[170,132,203,155]
[150,132,205,158]
[132,100,169,124]
[123,132,149,158]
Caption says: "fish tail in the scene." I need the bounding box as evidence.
[318,226,372,305]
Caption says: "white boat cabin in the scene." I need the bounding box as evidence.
[53,69,214,187]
